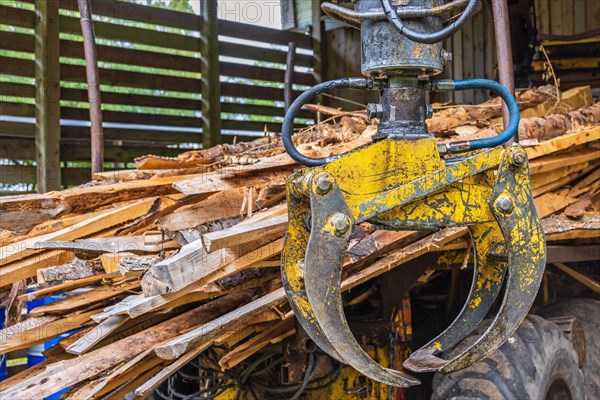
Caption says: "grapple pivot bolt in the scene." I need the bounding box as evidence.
[510,150,527,167]
[332,213,351,236]
[315,173,333,195]
[495,196,514,214]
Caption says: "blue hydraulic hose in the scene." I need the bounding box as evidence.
[453,79,520,151]
[381,0,478,44]
[282,78,372,167]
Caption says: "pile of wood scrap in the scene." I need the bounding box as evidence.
[0,86,599,399]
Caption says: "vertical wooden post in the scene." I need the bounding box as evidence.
[200,0,222,149]
[78,0,104,173]
[34,0,61,192]
[284,42,297,113]
[311,0,324,83]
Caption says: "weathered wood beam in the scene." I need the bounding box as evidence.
[34,0,61,192]
[553,263,600,293]
[200,0,221,148]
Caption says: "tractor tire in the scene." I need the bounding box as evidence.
[539,298,600,399]
[430,315,585,400]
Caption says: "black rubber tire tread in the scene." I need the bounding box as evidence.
[430,315,585,400]
[539,298,600,400]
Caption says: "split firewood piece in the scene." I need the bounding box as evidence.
[304,103,366,118]
[202,215,288,253]
[0,174,198,216]
[0,251,74,290]
[529,147,599,175]
[533,193,579,218]
[18,274,106,304]
[28,281,139,316]
[135,137,275,169]
[525,126,600,160]
[117,254,162,275]
[96,270,274,322]
[0,310,97,354]
[140,239,233,296]
[155,287,288,360]
[0,198,158,266]
[141,233,283,296]
[66,314,129,356]
[158,188,257,234]
[445,110,599,149]
[427,88,552,134]
[543,213,600,241]
[568,169,600,198]
[0,207,68,237]
[0,292,254,399]
[533,163,599,198]
[117,194,207,236]
[519,102,600,141]
[532,161,599,190]
[173,166,294,196]
[37,259,104,283]
[0,350,75,391]
[227,152,296,176]
[133,329,239,399]
[219,317,295,370]
[4,280,26,327]
[31,236,179,257]
[93,363,165,400]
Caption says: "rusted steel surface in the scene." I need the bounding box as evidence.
[78,0,104,173]
[492,0,516,141]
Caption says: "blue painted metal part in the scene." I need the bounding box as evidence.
[454,79,520,150]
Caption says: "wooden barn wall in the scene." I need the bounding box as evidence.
[535,0,599,35]
[441,1,497,104]
[322,3,498,107]
[321,0,599,107]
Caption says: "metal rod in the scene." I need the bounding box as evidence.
[78,0,104,173]
[322,0,470,29]
[285,42,297,114]
[491,0,516,144]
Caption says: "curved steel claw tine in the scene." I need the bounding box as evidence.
[439,149,546,373]
[403,222,507,372]
[408,147,546,374]
[303,176,421,387]
[281,173,346,363]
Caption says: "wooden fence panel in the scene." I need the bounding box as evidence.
[0,1,315,191]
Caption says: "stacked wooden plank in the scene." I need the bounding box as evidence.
[0,86,598,399]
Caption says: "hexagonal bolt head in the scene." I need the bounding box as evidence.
[511,150,527,167]
[366,103,384,120]
[314,173,334,195]
[441,49,453,64]
[495,196,514,214]
[332,213,351,236]
[426,104,434,120]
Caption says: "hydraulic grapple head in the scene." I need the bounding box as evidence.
[280,0,546,387]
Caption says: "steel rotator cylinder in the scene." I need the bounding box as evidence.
[358,0,446,76]
[358,0,447,140]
